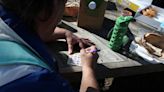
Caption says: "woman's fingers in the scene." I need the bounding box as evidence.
[82,38,95,46]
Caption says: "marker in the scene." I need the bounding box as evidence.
[89,49,100,53]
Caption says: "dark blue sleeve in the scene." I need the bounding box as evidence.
[0,68,75,92]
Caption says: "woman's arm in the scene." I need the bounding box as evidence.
[41,27,67,42]
[80,46,99,92]
[41,27,94,54]
[80,67,99,92]
[39,27,80,54]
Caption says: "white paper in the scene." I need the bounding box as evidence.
[67,53,81,66]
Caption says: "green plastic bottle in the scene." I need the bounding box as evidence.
[107,16,133,51]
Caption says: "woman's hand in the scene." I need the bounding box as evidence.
[65,30,94,54]
[80,45,100,92]
[65,30,79,54]
[80,45,99,69]
[45,27,94,54]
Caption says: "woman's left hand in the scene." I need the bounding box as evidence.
[52,27,94,54]
[65,30,79,54]
[65,30,94,54]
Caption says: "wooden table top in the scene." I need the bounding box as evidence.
[47,9,164,80]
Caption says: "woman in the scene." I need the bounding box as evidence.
[0,0,99,92]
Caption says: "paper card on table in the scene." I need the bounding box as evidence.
[67,53,81,66]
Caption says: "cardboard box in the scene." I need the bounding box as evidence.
[116,0,152,12]
[128,0,152,12]
[124,0,164,33]
[135,5,164,29]
[78,0,108,32]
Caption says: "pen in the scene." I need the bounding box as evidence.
[89,49,100,53]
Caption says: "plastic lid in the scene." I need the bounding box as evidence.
[88,1,96,10]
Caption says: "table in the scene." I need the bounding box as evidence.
[47,6,164,81]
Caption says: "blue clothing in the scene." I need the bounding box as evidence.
[0,4,57,70]
[0,69,74,92]
[0,4,75,92]
[0,41,50,70]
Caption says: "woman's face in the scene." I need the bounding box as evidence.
[35,0,66,35]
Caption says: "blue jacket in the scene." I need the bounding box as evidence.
[0,4,75,92]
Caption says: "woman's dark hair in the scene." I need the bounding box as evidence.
[0,0,54,30]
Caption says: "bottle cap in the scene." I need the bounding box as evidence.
[88,1,96,10]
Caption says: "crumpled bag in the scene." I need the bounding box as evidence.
[136,33,164,58]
